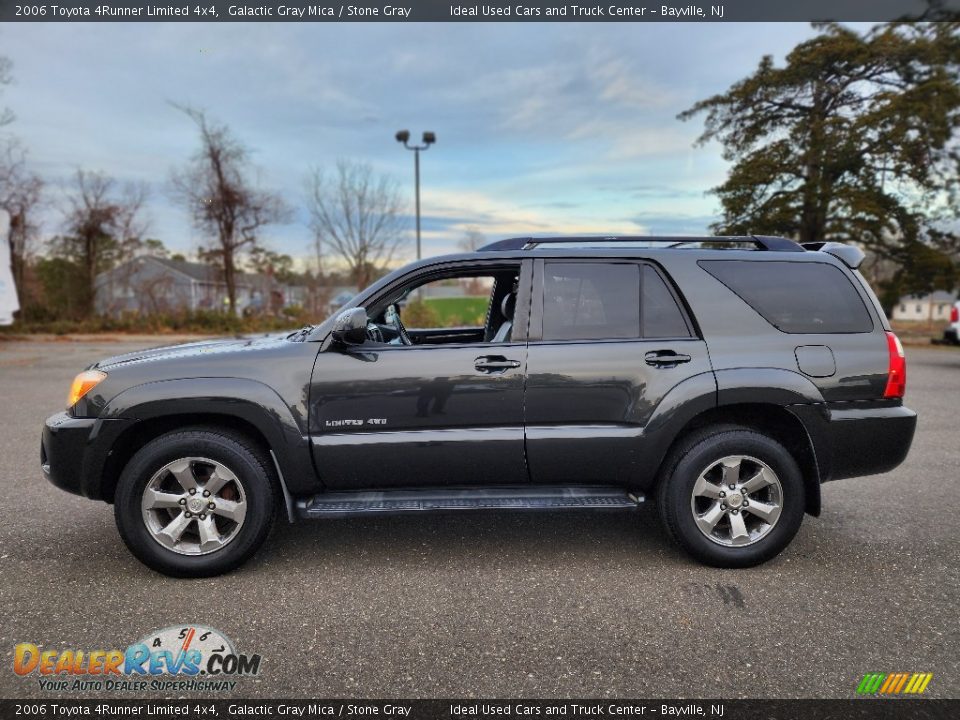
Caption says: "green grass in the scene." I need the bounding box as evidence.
[423,296,489,326]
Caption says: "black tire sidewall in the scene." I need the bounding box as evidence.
[662,430,805,568]
[114,430,275,577]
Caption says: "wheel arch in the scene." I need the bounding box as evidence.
[659,402,823,516]
[97,378,318,503]
[101,413,271,503]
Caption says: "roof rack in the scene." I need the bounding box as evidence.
[477,235,804,253]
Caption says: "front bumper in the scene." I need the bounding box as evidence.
[41,412,132,500]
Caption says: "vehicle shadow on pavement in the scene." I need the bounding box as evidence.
[260,504,685,569]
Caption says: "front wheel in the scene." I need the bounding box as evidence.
[657,426,805,568]
[114,428,278,577]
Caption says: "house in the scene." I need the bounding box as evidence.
[95,256,305,317]
[329,286,357,310]
[892,291,958,322]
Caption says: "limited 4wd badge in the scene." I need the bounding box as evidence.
[325,418,387,428]
[13,624,262,692]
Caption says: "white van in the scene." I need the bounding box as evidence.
[0,209,19,325]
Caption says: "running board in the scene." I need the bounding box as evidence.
[295,486,643,519]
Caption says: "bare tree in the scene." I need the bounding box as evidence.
[0,140,43,303]
[306,160,408,289]
[0,54,14,127]
[53,170,147,315]
[170,105,291,313]
[458,228,486,253]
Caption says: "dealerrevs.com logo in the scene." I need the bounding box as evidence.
[13,625,261,693]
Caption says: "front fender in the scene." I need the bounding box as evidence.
[101,377,318,496]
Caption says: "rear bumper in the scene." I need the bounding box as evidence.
[41,412,132,501]
[944,328,959,345]
[823,404,917,481]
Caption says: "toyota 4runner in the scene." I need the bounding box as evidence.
[41,236,917,576]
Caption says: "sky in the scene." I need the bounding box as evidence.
[0,21,870,265]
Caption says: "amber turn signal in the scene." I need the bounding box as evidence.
[67,370,107,409]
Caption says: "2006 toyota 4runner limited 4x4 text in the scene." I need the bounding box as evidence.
[42,236,917,576]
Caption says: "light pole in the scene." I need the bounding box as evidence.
[395,130,435,261]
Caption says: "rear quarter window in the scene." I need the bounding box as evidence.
[699,260,873,334]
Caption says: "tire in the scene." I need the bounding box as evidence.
[114,427,278,577]
[656,425,805,568]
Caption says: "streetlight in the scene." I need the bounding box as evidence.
[395,130,436,261]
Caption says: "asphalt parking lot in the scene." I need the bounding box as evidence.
[0,339,957,700]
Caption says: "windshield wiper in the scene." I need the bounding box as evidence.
[288,325,315,342]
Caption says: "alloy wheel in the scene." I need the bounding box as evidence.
[689,454,783,547]
[141,457,247,556]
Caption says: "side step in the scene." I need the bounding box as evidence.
[295,486,643,519]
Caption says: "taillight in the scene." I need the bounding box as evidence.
[951,306,959,323]
[883,332,906,399]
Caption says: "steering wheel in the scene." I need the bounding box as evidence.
[365,323,384,343]
[392,311,413,346]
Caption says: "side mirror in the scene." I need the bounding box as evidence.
[331,308,369,346]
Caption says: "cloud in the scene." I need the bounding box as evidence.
[626,212,720,235]
[423,187,645,236]
[0,22,828,260]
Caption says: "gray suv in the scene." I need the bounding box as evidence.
[42,236,917,576]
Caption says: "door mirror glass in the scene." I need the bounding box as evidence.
[331,307,369,346]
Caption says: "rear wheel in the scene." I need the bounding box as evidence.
[657,426,805,568]
[114,428,277,577]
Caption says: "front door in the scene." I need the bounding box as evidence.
[309,261,530,489]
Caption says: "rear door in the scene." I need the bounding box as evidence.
[524,259,713,485]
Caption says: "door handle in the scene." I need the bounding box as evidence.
[645,350,692,367]
[475,356,521,373]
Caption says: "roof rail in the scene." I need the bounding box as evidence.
[476,235,804,253]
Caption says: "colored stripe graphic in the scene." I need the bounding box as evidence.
[879,674,897,693]
[857,673,886,694]
[857,672,932,695]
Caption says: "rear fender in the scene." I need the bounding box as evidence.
[715,368,826,515]
[714,367,826,407]
[636,371,718,488]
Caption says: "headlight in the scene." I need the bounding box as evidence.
[67,370,107,409]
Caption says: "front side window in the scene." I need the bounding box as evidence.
[542,263,640,341]
[366,264,522,346]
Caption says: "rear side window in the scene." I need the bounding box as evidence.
[642,265,692,338]
[700,260,873,334]
[543,262,640,340]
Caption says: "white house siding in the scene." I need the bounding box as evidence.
[95,257,301,317]
[892,292,957,322]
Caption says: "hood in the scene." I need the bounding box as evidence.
[93,332,295,371]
